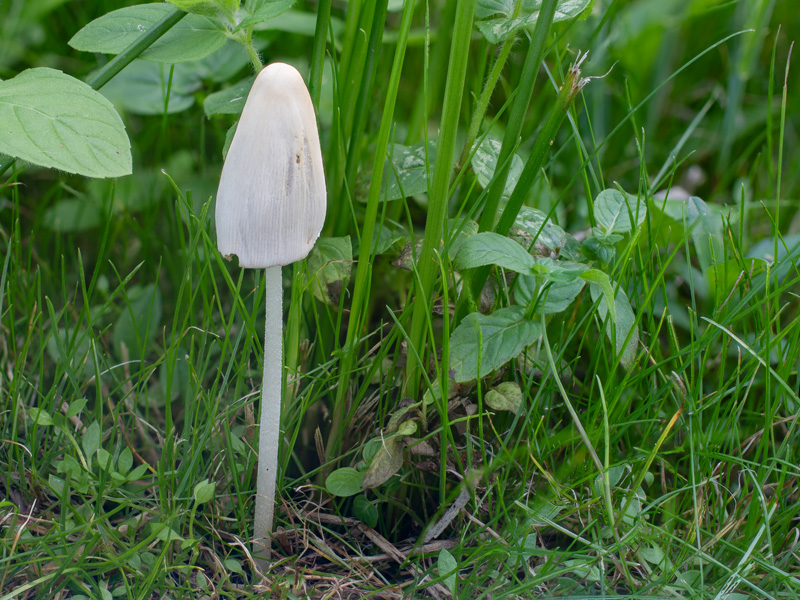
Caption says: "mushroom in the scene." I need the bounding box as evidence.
[215,63,326,567]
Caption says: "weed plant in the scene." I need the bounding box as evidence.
[1,0,799,598]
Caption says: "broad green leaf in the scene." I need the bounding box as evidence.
[454,232,534,274]
[235,0,297,30]
[194,41,254,84]
[0,68,131,178]
[247,9,345,36]
[450,306,543,382]
[510,207,569,257]
[193,479,216,505]
[445,218,479,260]
[438,548,458,594]
[66,399,88,419]
[153,523,184,543]
[353,495,379,528]
[127,464,149,481]
[515,274,585,314]
[306,236,352,305]
[485,381,523,413]
[471,136,523,198]
[168,0,237,20]
[590,283,638,369]
[325,467,363,497]
[594,188,646,235]
[101,61,201,115]
[224,558,244,574]
[371,226,407,256]
[381,141,435,201]
[362,434,404,489]
[204,76,255,117]
[82,422,101,460]
[29,407,54,427]
[475,0,592,44]
[112,284,163,361]
[118,447,133,475]
[97,449,112,470]
[69,4,227,63]
[593,463,630,497]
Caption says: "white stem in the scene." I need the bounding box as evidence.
[253,265,283,568]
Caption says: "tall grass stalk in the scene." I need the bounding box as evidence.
[406,0,475,400]
[325,0,417,465]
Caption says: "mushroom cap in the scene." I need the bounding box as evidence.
[216,63,327,269]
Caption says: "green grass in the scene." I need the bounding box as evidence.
[2,0,800,598]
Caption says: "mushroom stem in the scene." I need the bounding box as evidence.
[254,264,283,567]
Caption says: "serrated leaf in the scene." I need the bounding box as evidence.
[362,435,404,489]
[0,68,131,178]
[590,283,638,368]
[235,0,297,30]
[471,136,523,198]
[69,4,227,63]
[450,306,542,382]
[381,141,435,201]
[204,76,255,117]
[454,232,534,274]
[594,188,646,235]
[306,236,352,305]
[475,0,592,44]
[325,467,363,497]
[101,60,201,116]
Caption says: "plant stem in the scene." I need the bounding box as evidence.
[309,0,332,108]
[332,0,389,236]
[405,0,475,401]
[456,0,524,170]
[0,6,186,178]
[85,6,185,90]
[465,56,588,307]
[254,265,283,569]
[476,0,558,235]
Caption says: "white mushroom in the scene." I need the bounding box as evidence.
[215,62,326,569]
